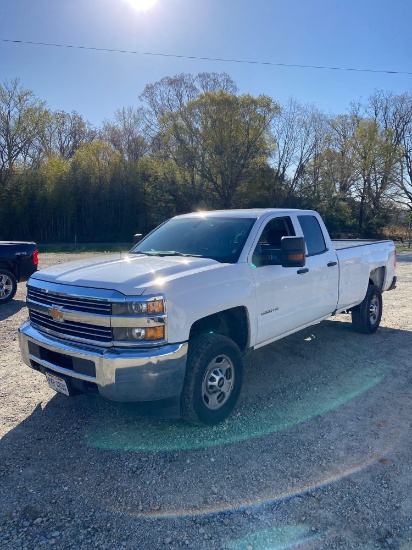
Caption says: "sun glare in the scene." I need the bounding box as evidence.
[127,0,157,11]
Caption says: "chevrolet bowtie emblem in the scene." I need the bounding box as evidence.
[48,306,65,323]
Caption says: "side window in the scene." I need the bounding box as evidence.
[298,215,327,256]
[252,217,295,267]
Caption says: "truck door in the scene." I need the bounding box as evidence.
[296,214,339,321]
[251,215,317,345]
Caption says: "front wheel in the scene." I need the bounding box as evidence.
[180,334,244,426]
[0,269,17,304]
[351,284,382,334]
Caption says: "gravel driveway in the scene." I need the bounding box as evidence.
[1,252,412,549]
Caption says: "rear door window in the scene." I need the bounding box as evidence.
[298,215,327,256]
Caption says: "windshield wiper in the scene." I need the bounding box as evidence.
[133,250,203,258]
[152,251,202,257]
[134,250,202,257]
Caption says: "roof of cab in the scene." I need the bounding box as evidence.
[174,208,310,220]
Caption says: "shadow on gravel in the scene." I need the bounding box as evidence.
[0,299,26,321]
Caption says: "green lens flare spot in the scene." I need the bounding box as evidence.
[84,364,387,452]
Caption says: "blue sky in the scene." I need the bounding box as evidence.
[1,0,411,126]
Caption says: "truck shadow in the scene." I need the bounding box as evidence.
[0,299,27,321]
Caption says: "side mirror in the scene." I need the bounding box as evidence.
[281,237,306,268]
[133,233,143,245]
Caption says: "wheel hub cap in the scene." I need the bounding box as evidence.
[0,275,12,298]
[202,355,234,411]
[369,296,379,324]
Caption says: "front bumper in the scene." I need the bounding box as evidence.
[18,322,188,402]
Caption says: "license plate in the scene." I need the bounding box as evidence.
[45,372,70,396]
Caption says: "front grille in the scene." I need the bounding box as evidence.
[28,286,111,315]
[30,310,112,343]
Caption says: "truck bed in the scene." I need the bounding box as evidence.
[332,239,391,250]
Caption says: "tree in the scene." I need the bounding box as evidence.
[102,106,149,162]
[349,120,402,232]
[160,90,279,208]
[401,126,412,210]
[364,90,412,210]
[140,72,238,120]
[270,99,328,203]
[0,78,48,185]
[140,72,240,208]
[70,141,125,239]
[40,110,95,160]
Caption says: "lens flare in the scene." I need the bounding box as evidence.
[127,0,157,11]
[85,365,387,453]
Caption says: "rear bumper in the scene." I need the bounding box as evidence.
[387,276,397,291]
[18,322,188,402]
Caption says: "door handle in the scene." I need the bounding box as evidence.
[297,268,309,274]
[327,261,337,267]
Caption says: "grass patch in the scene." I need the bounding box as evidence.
[38,244,131,254]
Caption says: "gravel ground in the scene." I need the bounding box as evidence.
[1,251,412,550]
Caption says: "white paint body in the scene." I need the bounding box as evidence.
[32,209,396,350]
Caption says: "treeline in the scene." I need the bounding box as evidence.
[1,73,412,243]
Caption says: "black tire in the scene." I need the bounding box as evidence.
[0,269,17,304]
[351,284,382,334]
[180,334,244,426]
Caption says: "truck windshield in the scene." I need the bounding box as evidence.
[130,217,256,264]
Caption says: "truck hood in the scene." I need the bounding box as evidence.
[31,253,224,295]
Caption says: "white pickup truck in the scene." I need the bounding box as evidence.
[19,209,397,425]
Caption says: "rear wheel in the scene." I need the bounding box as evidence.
[351,284,382,334]
[180,334,244,426]
[0,269,17,304]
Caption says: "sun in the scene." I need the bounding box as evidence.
[127,0,157,11]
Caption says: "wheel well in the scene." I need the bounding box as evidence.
[189,307,250,354]
[369,267,385,290]
[0,262,18,279]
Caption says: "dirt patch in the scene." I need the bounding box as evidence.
[0,252,411,549]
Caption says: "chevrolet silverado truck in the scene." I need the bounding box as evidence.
[18,209,396,425]
[0,242,38,304]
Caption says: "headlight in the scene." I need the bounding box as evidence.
[112,297,166,343]
[112,298,164,316]
[113,326,165,342]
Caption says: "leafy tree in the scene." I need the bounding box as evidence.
[349,120,402,232]
[40,156,74,240]
[160,90,279,208]
[70,141,124,239]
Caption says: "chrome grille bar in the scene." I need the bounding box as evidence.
[28,286,111,315]
[30,310,112,343]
